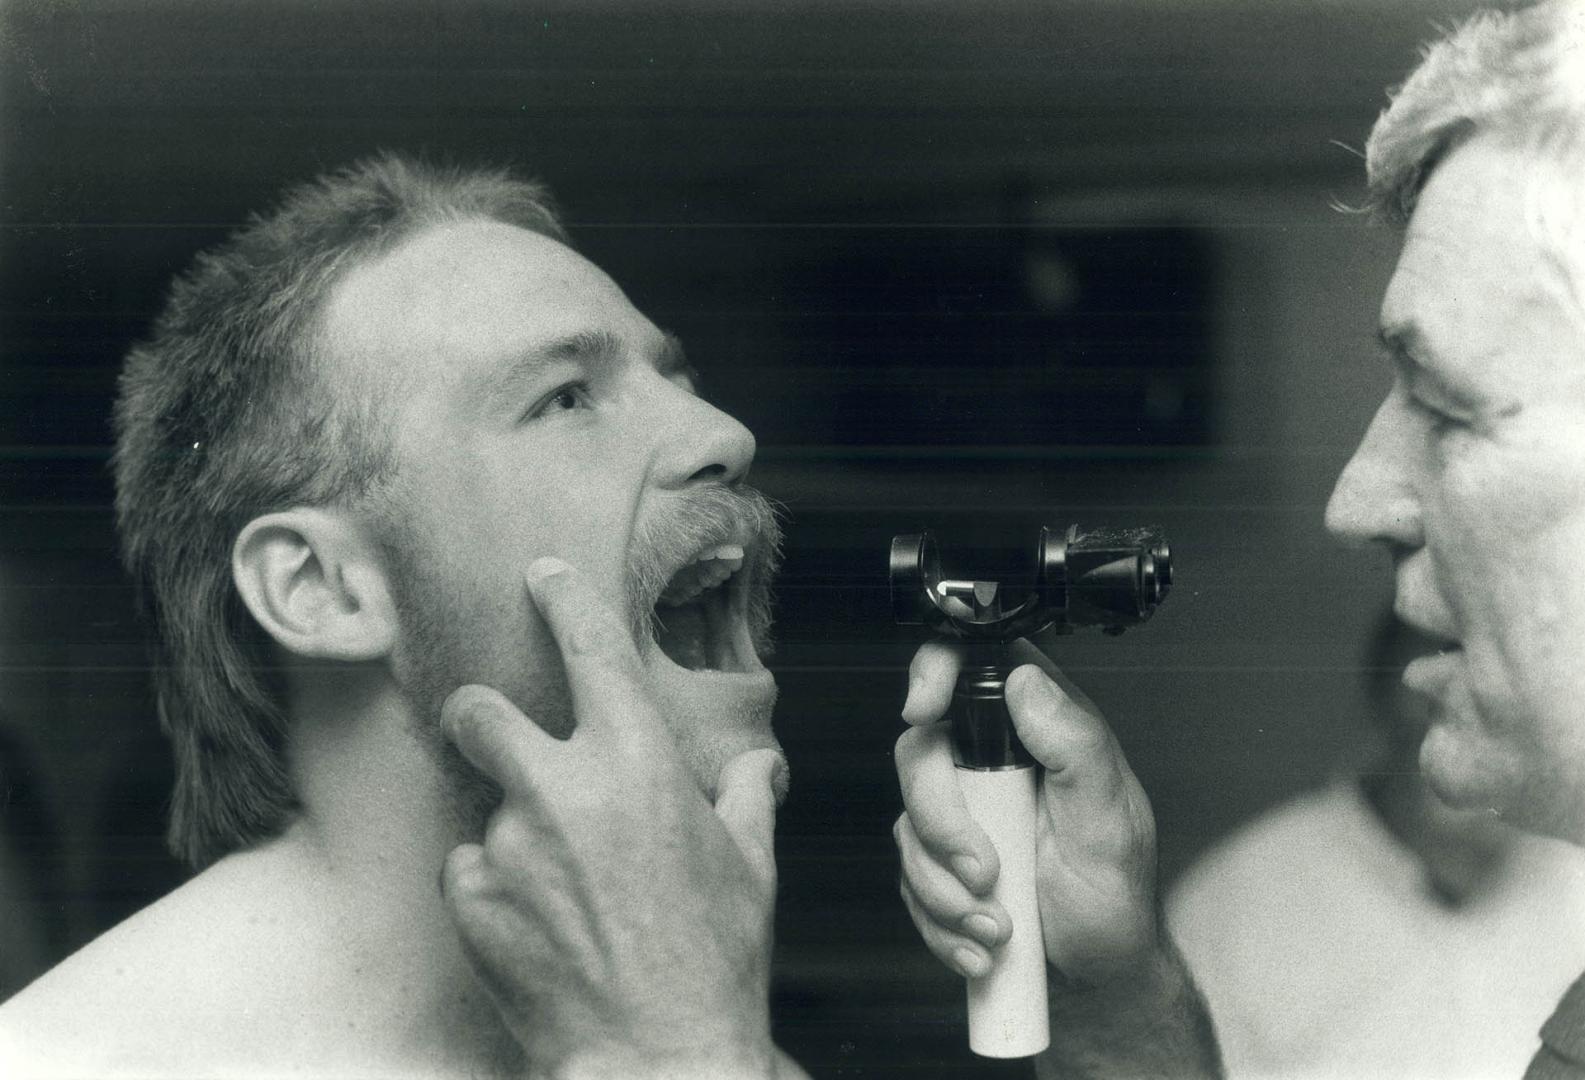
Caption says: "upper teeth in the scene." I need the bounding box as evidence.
[657,544,746,607]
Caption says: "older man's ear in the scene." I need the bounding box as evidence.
[231,509,398,662]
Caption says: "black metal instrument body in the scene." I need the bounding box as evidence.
[889,525,1172,767]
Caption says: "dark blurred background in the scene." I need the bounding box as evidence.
[0,1,1486,1075]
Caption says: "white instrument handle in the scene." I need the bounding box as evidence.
[957,765,1050,1058]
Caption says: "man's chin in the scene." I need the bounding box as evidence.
[1419,718,1483,809]
[645,661,782,800]
[1417,714,1531,834]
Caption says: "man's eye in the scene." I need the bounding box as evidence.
[527,382,592,421]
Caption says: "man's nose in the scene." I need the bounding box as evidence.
[649,384,757,489]
[1324,395,1421,550]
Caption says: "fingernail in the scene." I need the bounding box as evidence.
[439,688,476,736]
[963,913,1000,946]
[951,855,981,885]
[953,946,989,979]
[526,557,570,584]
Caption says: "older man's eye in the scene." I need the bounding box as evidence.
[1410,395,1463,436]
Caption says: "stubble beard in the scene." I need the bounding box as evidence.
[377,483,784,838]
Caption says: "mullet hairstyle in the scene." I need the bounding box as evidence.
[1365,0,1585,288]
[113,153,568,868]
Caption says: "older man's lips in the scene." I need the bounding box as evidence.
[1404,646,1460,698]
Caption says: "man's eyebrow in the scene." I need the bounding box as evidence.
[492,329,620,384]
[1377,322,1483,407]
[477,330,620,412]
[489,328,695,394]
[543,328,624,364]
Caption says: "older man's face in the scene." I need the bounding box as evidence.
[1326,134,1585,841]
[320,219,782,806]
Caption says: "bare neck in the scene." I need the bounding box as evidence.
[253,673,520,1072]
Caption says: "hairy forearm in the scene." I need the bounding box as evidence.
[1036,938,1223,1080]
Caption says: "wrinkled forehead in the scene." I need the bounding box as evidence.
[1381,134,1581,357]
[317,218,650,400]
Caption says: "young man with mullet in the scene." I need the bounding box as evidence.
[0,156,805,1079]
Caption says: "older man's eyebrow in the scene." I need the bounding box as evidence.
[1377,323,1490,411]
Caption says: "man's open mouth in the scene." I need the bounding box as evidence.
[649,542,763,674]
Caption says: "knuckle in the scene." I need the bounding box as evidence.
[565,608,618,657]
[912,866,967,916]
[908,807,962,853]
[894,725,945,786]
[894,724,926,759]
[482,811,533,866]
[1063,716,1113,760]
[567,610,644,673]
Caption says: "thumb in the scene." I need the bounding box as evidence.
[713,748,787,890]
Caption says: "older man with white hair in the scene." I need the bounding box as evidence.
[896,2,1585,1076]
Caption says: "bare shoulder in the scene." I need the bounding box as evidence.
[0,845,336,1077]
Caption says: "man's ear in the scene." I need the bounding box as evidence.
[232,508,398,662]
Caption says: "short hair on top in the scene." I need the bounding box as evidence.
[1365,0,1585,270]
[113,153,568,868]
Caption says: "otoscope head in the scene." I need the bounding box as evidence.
[890,524,1171,642]
[1054,525,1172,633]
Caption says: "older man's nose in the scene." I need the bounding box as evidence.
[1325,401,1420,549]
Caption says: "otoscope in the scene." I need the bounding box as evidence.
[890,524,1172,1058]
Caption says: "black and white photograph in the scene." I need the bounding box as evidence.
[4,1,1585,1076]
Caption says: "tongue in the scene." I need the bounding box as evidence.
[659,563,710,607]
[654,602,711,670]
